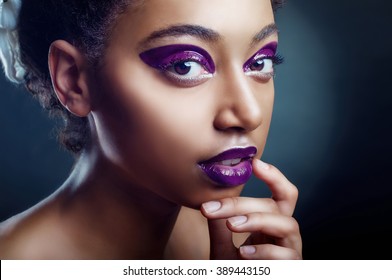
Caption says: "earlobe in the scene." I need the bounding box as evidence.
[48,40,91,117]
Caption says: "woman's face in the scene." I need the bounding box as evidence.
[92,0,278,208]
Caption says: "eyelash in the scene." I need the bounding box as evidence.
[159,55,213,87]
[139,44,284,87]
[139,45,215,88]
[244,53,284,81]
[159,55,284,87]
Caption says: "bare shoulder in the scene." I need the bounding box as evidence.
[0,198,74,259]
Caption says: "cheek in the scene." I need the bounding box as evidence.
[254,82,274,156]
[92,67,226,205]
[93,64,213,167]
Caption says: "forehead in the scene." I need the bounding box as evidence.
[112,0,275,49]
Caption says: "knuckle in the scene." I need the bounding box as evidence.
[221,196,240,209]
[286,183,299,202]
[286,217,300,234]
[265,198,279,213]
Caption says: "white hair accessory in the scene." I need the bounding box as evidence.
[0,0,26,83]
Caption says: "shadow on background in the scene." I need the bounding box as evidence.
[1,0,391,259]
[273,0,392,259]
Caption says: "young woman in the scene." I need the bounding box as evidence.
[0,0,302,259]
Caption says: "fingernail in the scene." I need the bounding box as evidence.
[256,159,270,170]
[240,246,256,255]
[202,201,221,213]
[228,215,248,227]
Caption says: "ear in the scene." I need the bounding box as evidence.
[48,40,91,117]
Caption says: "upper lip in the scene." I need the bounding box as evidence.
[199,146,257,164]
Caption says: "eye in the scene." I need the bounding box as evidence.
[139,45,215,88]
[248,57,274,73]
[243,42,283,82]
[173,61,197,76]
[162,56,213,87]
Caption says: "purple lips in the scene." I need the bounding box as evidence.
[198,146,257,187]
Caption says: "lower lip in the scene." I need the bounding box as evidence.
[199,159,253,187]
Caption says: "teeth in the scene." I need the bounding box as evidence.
[221,158,242,166]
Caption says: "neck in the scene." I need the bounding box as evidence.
[57,147,181,259]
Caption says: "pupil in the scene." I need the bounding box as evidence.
[174,62,192,75]
[250,60,264,71]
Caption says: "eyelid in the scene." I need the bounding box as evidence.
[243,41,278,71]
[164,71,213,88]
[139,44,216,87]
[139,44,216,73]
[158,51,210,72]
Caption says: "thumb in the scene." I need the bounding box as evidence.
[207,218,238,259]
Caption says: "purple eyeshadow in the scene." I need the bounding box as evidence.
[243,42,278,71]
[139,44,215,73]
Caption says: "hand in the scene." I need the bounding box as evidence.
[201,159,302,260]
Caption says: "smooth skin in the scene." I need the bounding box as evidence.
[0,0,301,259]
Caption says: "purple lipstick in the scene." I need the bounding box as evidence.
[198,146,257,187]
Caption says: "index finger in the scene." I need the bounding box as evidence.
[252,159,298,216]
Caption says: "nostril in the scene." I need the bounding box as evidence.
[216,126,246,133]
[213,105,263,133]
[230,126,246,132]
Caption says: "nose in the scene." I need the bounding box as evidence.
[213,69,263,132]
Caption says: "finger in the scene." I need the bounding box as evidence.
[226,212,302,253]
[239,244,302,260]
[201,197,279,219]
[207,218,238,259]
[252,159,298,216]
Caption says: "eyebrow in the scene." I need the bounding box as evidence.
[140,24,221,46]
[251,23,278,46]
[139,23,278,47]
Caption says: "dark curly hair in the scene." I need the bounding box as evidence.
[17,0,284,155]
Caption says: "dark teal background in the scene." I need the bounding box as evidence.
[1,0,391,259]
